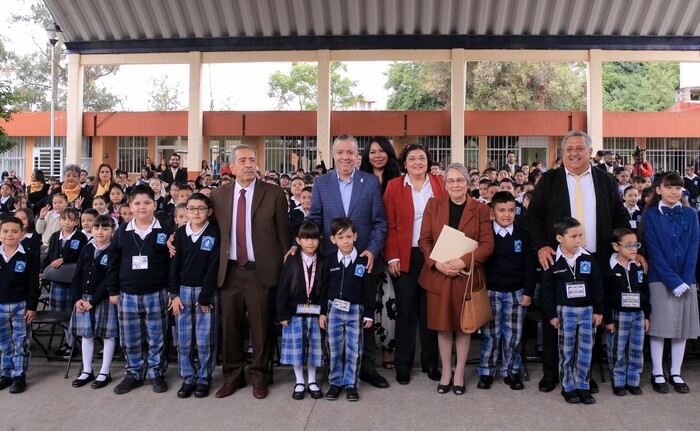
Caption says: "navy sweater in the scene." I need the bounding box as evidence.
[320,254,375,320]
[484,222,536,295]
[276,253,324,322]
[20,233,41,262]
[0,246,40,310]
[107,220,173,296]
[169,222,220,306]
[71,243,110,305]
[541,252,604,321]
[603,258,651,324]
[44,230,88,268]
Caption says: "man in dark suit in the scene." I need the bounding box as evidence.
[303,134,390,388]
[505,150,521,176]
[160,153,188,190]
[210,144,291,400]
[526,131,635,394]
[594,150,618,174]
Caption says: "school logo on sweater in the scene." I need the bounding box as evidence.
[156,233,167,244]
[354,264,366,277]
[514,240,522,253]
[201,236,214,251]
[70,239,80,249]
[100,255,108,266]
[579,261,591,274]
[14,261,26,273]
[637,270,643,283]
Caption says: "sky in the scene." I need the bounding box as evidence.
[0,0,391,111]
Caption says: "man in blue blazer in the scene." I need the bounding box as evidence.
[306,134,389,389]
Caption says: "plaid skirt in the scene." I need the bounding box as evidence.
[49,282,72,312]
[280,315,323,367]
[70,294,119,338]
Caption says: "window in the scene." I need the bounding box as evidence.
[602,137,636,166]
[34,136,66,177]
[208,136,241,173]
[645,137,700,174]
[0,137,25,180]
[118,137,149,174]
[464,136,479,171]
[417,136,451,167]
[264,136,317,173]
[156,136,188,169]
[486,136,519,170]
[81,137,93,174]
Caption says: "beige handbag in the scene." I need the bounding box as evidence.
[459,254,492,334]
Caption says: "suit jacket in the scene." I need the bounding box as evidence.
[526,166,629,264]
[210,180,291,288]
[161,167,188,188]
[307,169,387,265]
[383,173,447,271]
[417,196,494,295]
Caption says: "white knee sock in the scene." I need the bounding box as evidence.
[293,365,305,384]
[307,365,318,385]
[81,337,94,375]
[650,336,665,382]
[670,338,686,382]
[99,338,116,377]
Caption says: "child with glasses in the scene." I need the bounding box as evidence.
[604,227,649,396]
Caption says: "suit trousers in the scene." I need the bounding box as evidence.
[360,272,378,374]
[220,262,276,386]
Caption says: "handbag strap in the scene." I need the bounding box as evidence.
[462,252,476,302]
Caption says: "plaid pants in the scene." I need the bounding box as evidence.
[176,286,219,385]
[0,302,31,378]
[327,302,364,388]
[606,310,645,387]
[478,289,524,377]
[118,290,168,380]
[557,305,594,392]
[280,315,324,367]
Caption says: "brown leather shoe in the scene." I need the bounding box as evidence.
[215,382,245,399]
[252,384,268,399]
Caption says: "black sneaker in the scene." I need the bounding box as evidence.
[113,375,143,395]
[0,376,12,390]
[9,375,27,394]
[151,376,168,393]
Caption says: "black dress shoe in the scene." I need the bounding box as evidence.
[396,371,410,385]
[9,375,26,394]
[612,386,627,396]
[91,374,112,389]
[669,375,689,394]
[177,382,196,398]
[539,376,557,393]
[326,385,342,400]
[151,376,168,393]
[194,384,210,398]
[650,374,669,394]
[422,366,442,382]
[477,375,493,390]
[292,383,306,400]
[346,386,359,401]
[72,372,95,388]
[589,378,599,394]
[361,370,389,388]
[0,376,12,390]
[625,385,643,395]
[504,374,525,390]
[561,389,580,404]
[307,383,323,399]
[578,389,596,404]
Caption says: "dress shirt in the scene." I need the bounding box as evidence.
[405,174,434,247]
[565,166,597,252]
[126,218,161,240]
[337,169,355,216]
[229,180,256,261]
[493,222,514,237]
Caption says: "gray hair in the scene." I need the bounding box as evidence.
[561,131,592,150]
[63,164,81,176]
[443,163,470,187]
[332,134,359,153]
[231,144,257,159]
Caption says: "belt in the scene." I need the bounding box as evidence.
[229,260,256,270]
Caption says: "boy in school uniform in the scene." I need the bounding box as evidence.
[477,192,536,391]
[107,185,174,395]
[542,216,604,405]
[320,217,375,402]
[0,216,40,393]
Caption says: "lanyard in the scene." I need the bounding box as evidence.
[302,257,317,300]
[566,260,577,281]
[131,231,149,256]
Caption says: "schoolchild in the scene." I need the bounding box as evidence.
[36,193,69,247]
[15,208,41,261]
[622,186,642,232]
[81,208,98,240]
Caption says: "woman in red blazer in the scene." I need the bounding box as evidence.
[383,143,447,385]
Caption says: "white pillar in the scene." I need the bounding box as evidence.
[187,51,204,177]
[65,53,83,165]
[451,49,466,164]
[587,49,604,152]
[317,50,331,167]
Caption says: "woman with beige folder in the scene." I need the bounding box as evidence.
[418,163,494,395]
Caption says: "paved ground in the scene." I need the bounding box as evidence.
[3,351,700,431]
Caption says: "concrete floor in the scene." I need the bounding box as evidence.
[3,354,700,431]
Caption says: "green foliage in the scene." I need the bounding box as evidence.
[385,62,450,110]
[147,76,183,111]
[603,62,679,111]
[267,62,362,110]
[0,79,18,153]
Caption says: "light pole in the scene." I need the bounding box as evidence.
[46,22,62,177]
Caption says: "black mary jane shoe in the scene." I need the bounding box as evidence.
[307,383,323,399]
[669,375,689,394]
[650,374,669,394]
[72,372,95,388]
[292,383,306,400]
[91,373,112,389]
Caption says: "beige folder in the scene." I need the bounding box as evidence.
[429,225,478,263]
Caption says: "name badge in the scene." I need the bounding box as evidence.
[14,261,26,273]
[296,303,321,315]
[70,239,80,249]
[579,261,591,275]
[100,255,108,266]
[516,206,522,215]
[354,264,366,277]
[514,240,522,253]
[156,233,167,245]
[332,298,351,312]
[200,236,214,251]
[565,282,587,299]
[637,270,643,283]
[629,220,637,229]
[621,292,641,308]
[132,255,149,270]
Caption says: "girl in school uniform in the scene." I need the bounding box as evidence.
[276,221,324,400]
[107,184,126,220]
[643,171,700,394]
[15,208,41,262]
[69,215,118,389]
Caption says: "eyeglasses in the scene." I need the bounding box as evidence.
[617,242,641,250]
[445,178,467,185]
[186,206,209,214]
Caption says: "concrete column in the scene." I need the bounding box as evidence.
[587,49,604,152]
[187,51,204,178]
[451,49,466,164]
[317,50,331,166]
[66,53,84,165]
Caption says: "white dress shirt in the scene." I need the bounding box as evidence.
[565,166,597,252]
[337,247,358,268]
[229,180,256,261]
[0,243,24,263]
[405,174,434,247]
[493,221,514,237]
[555,245,590,269]
[126,218,161,240]
[186,220,209,243]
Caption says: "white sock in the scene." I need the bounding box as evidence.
[98,338,116,379]
[308,365,318,387]
[650,336,665,383]
[293,365,305,384]
[81,337,94,376]
[670,338,686,382]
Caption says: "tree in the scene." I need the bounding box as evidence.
[603,62,679,111]
[267,62,363,110]
[0,79,18,153]
[147,76,183,111]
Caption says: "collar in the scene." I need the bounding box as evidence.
[23,233,33,239]
[336,169,355,184]
[685,174,696,180]
[0,243,25,262]
[403,173,429,188]
[555,245,589,262]
[126,218,161,239]
[59,229,77,242]
[52,211,61,220]
[88,238,111,252]
[185,221,209,242]
[0,196,10,203]
[337,247,358,266]
[609,253,638,271]
[234,179,256,194]
[493,221,514,237]
[626,204,640,213]
[658,201,682,214]
[564,165,592,178]
[171,166,179,173]
[301,251,316,267]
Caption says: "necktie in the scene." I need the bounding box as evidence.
[236,189,248,265]
[573,173,586,247]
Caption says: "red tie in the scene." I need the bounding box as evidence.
[236,189,248,265]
